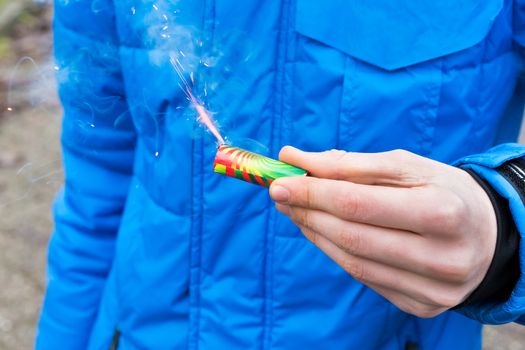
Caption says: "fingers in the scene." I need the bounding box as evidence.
[279,205,474,283]
[277,205,421,274]
[272,146,486,318]
[297,224,467,313]
[271,176,451,235]
[278,146,433,187]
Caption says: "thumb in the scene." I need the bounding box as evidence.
[278,146,429,187]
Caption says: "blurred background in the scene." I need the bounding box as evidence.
[0,1,523,349]
[0,1,62,349]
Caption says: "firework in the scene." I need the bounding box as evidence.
[213,145,307,187]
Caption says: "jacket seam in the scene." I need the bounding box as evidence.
[418,60,442,156]
[262,1,291,348]
[473,33,490,140]
[187,3,214,349]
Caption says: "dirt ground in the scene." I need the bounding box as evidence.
[0,104,62,349]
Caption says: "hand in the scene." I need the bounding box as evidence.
[270,146,497,318]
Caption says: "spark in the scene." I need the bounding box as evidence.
[169,53,225,145]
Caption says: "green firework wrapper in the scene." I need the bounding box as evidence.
[213,145,307,187]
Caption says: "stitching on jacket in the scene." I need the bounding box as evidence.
[189,3,217,349]
[340,57,361,150]
[187,3,207,347]
[262,1,292,348]
[428,60,444,155]
[472,31,490,142]
[418,60,442,156]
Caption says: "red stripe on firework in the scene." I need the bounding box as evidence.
[253,174,266,187]
[241,170,251,183]
[226,167,235,177]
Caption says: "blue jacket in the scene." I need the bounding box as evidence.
[37,0,525,349]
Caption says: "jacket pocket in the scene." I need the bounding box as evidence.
[295,0,503,71]
[292,0,507,157]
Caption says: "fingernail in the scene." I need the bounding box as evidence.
[270,185,290,203]
[275,203,291,215]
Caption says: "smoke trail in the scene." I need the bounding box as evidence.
[141,0,227,145]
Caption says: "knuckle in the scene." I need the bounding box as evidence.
[343,260,367,282]
[302,228,319,245]
[288,207,298,222]
[448,261,472,284]
[310,230,319,245]
[337,228,361,256]
[388,149,413,161]
[447,289,467,308]
[326,149,348,160]
[301,210,313,230]
[291,208,311,229]
[448,194,468,223]
[293,208,309,227]
[303,181,316,208]
[411,306,444,319]
[395,300,442,318]
[334,190,362,220]
[425,193,466,231]
[424,254,473,284]
[426,289,464,309]
[332,152,351,179]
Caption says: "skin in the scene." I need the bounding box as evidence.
[269,146,497,318]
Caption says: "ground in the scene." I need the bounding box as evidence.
[0,104,62,349]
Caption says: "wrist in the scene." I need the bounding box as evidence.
[454,168,520,308]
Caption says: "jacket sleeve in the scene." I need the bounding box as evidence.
[35,1,136,348]
[455,144,525,325]
[449,0,525,325]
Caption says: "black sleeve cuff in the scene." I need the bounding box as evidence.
[454,168,520,308]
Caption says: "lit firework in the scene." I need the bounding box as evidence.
[214,145,307,187]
